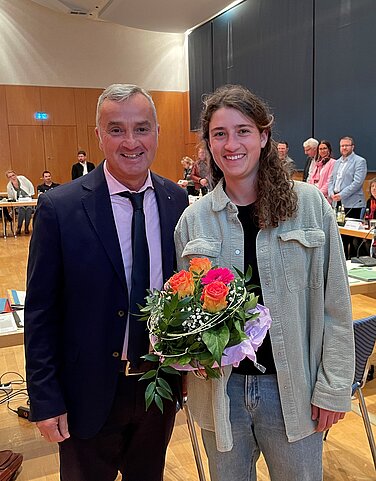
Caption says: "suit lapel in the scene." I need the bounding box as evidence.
[81,164,127,287]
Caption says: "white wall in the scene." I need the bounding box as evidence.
[0,0,188,91]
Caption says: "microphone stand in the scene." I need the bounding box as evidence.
[343,199,363,221]
[351,227,376,266]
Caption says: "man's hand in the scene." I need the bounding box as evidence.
[311,405,345,432]
[200,178,208,187]
[36,413,70,442]
[332,193,341,202]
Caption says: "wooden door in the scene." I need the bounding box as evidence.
[8,126,45,191]
[43,126,78,185]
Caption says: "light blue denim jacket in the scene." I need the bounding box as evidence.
[174,180,354,450]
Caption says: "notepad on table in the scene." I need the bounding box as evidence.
[7,289,26,308]
[0,298,12,313]
[348,268,376,282]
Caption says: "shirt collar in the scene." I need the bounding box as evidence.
[340,151,355,163]
[103,160,154,195]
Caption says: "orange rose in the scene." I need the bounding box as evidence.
[189,257,212,277]
[168,270,194,298]
[201,281,229,313]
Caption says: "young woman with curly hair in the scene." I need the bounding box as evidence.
[174,85,354,481]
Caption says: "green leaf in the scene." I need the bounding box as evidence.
[142,353,160,362]
[202,325,230,365]
[139,369,157,380]
[233,266,244,279]
[195,351,213,363]
[245,265,253,283]
[169,293,179,312]
[145,381,156,410]
[160,366,180,375]
[156,386,173,401]
[175,311,192,321]
[155,393,164,413]
[161,357,180,367]
[177,296,193,308]
[157,377,173,394]
[177,354,192,365]
[168,316,183,327]
[204,365,221,378]
[163,302,172,320]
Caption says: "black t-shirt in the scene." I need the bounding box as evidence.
[37,182,60,194]
[232,204,276,375]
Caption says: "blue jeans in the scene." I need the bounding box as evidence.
[201,373,323,481]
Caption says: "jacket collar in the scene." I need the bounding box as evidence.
[210,178,235,212]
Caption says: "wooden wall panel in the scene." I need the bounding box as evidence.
[0,85,191,190]
[85,88,103,126]
[150,91,185,182]
[74,89,89,154]
[0,86,11,191]
[44,126,78,185]
[182,91,200,161]
[5,86,41,126]
[8,126,45,190]
[87,127,103,166]
[41,87,76,126]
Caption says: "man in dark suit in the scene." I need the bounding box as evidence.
[24,84,188,481]
[71,150,96,179]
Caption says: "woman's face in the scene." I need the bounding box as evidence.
[318,143,329,159]
[197,148,206,161]
[371,182,376,199]
[208,107,267,185]
[7,172,18,186]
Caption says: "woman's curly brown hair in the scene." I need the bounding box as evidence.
[200,84,298,228]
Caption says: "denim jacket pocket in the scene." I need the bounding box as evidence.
[278,228,325,292]
[181,238,221,261]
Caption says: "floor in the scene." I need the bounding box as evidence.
[0,231,375,480]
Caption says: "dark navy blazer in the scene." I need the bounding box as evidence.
[24,163,188,438]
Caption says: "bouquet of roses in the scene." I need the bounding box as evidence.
[139,257,272,412]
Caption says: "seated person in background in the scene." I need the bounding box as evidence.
[71,150,95,180]
[277,141,295,175]
[37,170,60,194]
[357,177,376,258]
[366,177,376,219]
[190,143,210,195]
[178,156,198,196]
[308,140,336,203]
[5,169,35,235]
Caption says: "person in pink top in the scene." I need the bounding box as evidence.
[308,140,336,203]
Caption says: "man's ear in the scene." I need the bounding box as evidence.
[95,127,103,152]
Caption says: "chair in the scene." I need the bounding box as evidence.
[351,315,376,468]
[325,315,376,468]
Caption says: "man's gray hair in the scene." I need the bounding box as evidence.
[96,84,157,127]
[302,137,319,148]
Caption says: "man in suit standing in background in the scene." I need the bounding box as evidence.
[24,84,188,481]
[71,150,96,179]
[328,136,367,218]
[328,136,367,258]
